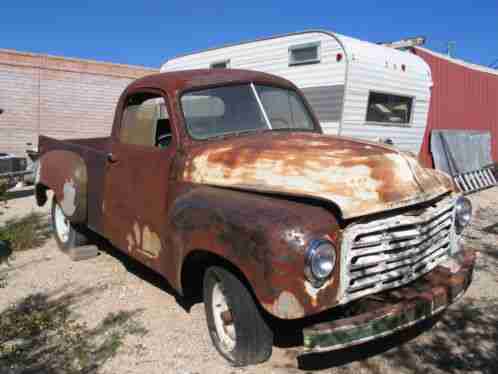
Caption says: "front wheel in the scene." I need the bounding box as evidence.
[51,198,88,251]
[203,266,273,366]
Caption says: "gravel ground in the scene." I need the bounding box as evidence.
[1,187,497,374]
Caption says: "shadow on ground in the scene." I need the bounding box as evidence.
[5,188,35,201]
[93,237,197,311]
[0,286,147,374]
[270,295,498,374]
[0,212,52,253]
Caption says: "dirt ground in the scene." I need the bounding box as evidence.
[0,187,497,374]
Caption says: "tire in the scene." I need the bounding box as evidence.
[203,266,273,366]
[51,198,88,251]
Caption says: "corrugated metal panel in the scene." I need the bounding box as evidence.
[163,31,432,151]
[414,47,498,167]
[301,85,344,122]
[335,34,432,153]
[163,31,346,90]
[163,32,346,137]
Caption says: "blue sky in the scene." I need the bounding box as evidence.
[1,1,497,68]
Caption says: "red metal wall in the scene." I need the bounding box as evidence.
[413,48,498,168]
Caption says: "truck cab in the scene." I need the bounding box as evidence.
[35,69,475,366]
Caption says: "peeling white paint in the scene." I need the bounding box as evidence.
[183,137,450,219]
[61,179,77,216]
[273,291,305,319]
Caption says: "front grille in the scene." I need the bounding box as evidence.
[343,197,455,302]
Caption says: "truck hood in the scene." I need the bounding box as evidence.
[182,132,454,219]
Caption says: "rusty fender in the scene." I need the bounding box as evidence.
[36,150,88,223]
[166,184,342,320]
[181,132,455,220]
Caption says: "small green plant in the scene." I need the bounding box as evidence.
[0,275,7,288]
[0,239,11,266]
[0,179,7,206]
[0,291,148,373]
[0,212,51,252]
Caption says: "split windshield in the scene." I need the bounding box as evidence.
[181,84,315,140]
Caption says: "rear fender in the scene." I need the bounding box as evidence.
[36,150,87,223]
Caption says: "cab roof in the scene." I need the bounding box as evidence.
[126,69,298,94]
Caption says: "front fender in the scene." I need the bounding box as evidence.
[167,184,342,319]
[37,150,87,223]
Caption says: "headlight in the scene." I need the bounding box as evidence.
[305,239,336,287]
[455,196,472,234]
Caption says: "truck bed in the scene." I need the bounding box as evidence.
[38,135,110,234]
[39,135,112,155]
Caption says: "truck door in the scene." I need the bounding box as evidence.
[103,89,176,269]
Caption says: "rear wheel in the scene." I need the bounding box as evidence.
[203,266,273,366]
[51,198,88,251]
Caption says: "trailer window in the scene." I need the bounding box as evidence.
[289,42,321,66]
[366,92,413,125]
[210,60,230,69]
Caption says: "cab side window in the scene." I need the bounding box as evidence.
[120,93,172,148]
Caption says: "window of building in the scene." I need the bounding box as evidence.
[366,92,413,125]
[289,42,321,66]
[120,93,172,148]
[210,60,230,69]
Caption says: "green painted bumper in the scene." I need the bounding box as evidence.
[303,249,475,352]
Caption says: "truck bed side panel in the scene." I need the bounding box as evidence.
[38,135,109,234]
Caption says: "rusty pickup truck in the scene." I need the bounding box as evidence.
[35,69,475,366]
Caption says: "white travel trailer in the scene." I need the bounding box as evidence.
[161,30,433,154]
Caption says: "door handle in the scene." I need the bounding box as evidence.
[107,153,119,163]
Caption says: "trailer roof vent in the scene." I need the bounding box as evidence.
[289,42,321,66]
[210,60,230,69]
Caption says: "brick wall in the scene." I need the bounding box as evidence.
[0,49,157,156]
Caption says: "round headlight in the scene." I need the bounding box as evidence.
[455,196,472,234]
[305,240,336,286]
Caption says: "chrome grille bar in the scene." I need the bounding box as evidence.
[340,196,456,304]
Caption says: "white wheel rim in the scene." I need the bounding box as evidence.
[212,282,236,352]
[54,203,70,243]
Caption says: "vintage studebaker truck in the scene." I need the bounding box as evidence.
[35,69,474,366]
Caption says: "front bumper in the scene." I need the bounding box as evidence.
[303,249,475,352]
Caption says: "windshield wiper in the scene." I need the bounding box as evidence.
[208,128,262,140]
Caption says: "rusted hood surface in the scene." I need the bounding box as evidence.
[182,132,453,219]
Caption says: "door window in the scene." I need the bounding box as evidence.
[120,93,172,148]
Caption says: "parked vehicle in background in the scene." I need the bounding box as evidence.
[162,30,433,155]
[0,152,28,191]
[34,69,475,366]
[23,142,40,186]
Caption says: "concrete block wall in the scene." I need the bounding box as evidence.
[0,49,157,156]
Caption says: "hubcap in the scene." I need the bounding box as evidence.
[54,203,70,243]
[212,282,236,352]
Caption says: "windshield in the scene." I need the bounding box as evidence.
[181,84,315,140]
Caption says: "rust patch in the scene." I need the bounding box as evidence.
[37,149,88,223]
[126,221,162,258]
[182,132,451,219]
